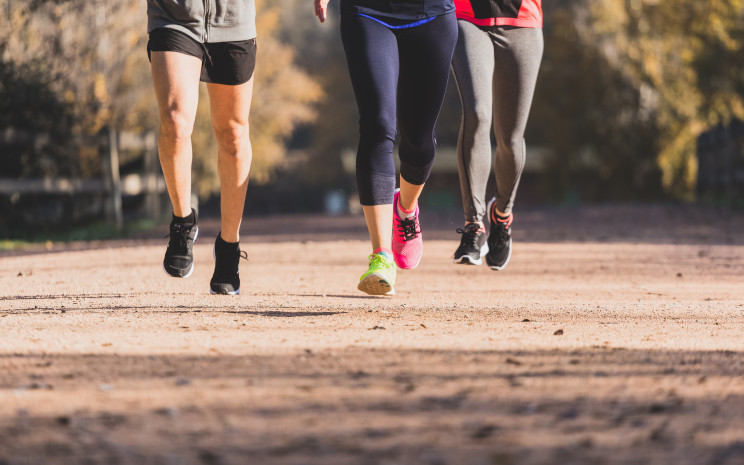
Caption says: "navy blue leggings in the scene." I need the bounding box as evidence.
[341,12,458,206]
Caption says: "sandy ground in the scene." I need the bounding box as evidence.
[1,204,743,465]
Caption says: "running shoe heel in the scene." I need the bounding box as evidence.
[358,252,397,296]
[392,189,423,269]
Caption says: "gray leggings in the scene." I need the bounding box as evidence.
[451,20,543,221]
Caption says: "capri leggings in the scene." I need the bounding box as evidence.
[340,11,458,206]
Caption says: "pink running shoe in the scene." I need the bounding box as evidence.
[392,190,423,269]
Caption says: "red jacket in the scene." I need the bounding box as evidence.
[455,0,542,28]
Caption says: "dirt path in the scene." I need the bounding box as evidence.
[1,205,743,465]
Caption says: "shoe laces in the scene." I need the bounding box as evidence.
[166,223,194,251]
[455,223,482,249]
[368,253,394,271]
[216,246,248,264]
[395,216,421,242]
[214,248,248,280]
[491,220,511,247]
[233,249,249,269]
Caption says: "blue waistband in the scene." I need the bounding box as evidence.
[357,13,437,29]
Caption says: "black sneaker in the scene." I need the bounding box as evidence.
[452,223,489,265]
[163,209,198,278]
[210,234,247,295]
[485,198,513,270]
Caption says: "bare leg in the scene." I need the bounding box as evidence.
[363,171,425,253]
[150,51,202,217]
[398,177,424,211]
[206,78,254,243]
[362,204,393,252]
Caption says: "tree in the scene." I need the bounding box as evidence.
[0,0,322,200]
[572,0,744,198]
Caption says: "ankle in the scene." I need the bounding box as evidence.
[398,197,416,212]
[218,232,239,244]
[216,233,239,249]
[490,204,512,222]
[373,247,393,259]
[397,198,416,219]
[173,209,195,225]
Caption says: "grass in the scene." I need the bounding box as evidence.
[0,219,159,251]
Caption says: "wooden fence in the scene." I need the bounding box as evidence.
[0,127,166,230]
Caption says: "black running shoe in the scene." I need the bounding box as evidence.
[485,198,513,270]
[210,234,247,295]
[452,223,489,265]
[163,209,198,278]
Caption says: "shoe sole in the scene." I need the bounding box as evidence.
[395,254,422,270]
[210,287,240,295]
[358,273,395,296]
[452,243,489,266]
[163,262,194,278]
[162,227,198,278]
[487,239,512,271]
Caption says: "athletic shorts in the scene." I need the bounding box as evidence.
[147,27,256,85]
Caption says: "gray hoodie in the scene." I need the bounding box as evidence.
[147,0,256,43]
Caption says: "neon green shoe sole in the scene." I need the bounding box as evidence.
[358,272,396,296]
[358,253,396,296]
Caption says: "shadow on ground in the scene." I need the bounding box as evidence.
[1,347,743,465]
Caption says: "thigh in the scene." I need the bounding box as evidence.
[340,13,400,128]
[451,20,495,118]
[397,13,459,136]
[148,28,204,122]
[490,27,543,139]
[150,51,203,123]
[206,78,254,132]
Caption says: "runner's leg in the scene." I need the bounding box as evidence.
[490,26,543,215]
[150,51,202,218]
[396,12,459,210]
[206,78,254,243]
[341,12,400,253]
[451,19,495,224]
[390,12,457,269]
[483,26,543,271]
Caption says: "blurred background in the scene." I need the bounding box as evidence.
[1,0,743,240]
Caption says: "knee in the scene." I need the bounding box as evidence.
[401,131,435,157]
[160,111,194,143]
[462,104,491,131]
[213,120,250,156]
[496,134,524,157]
[359,116,396,145]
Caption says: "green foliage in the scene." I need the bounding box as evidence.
[0,219,158,247]
[1,0,321,200]
[0,59,76,177]
[191,0,323,197]
[574,0,744,198]
[3,0,741,203]
[1,0,156,178]
[273,0,356,186]
[529,6,664,201]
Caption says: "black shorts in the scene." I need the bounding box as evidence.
[147,27,256,85]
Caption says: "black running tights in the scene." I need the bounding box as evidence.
[340,11,458,205]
